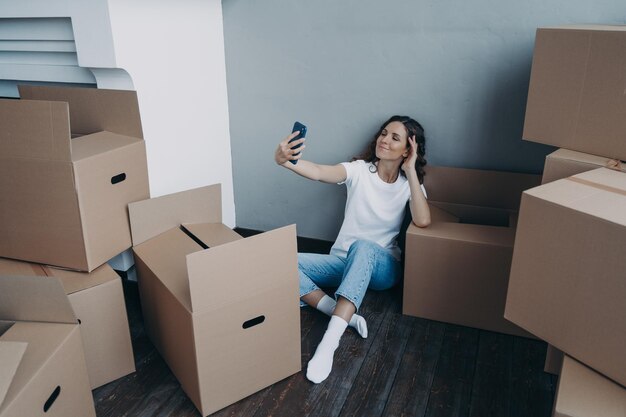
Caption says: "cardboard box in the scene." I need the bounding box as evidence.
[0,275,96,417]
[544,344,564,375]
[523,25,626,160]
[403,166,540,337]
[0,258,135,389]
[553,356,626,417]
[129,184,301,416]
[0,85,150,271]
[505,168,626,386]
[542,148,625,184]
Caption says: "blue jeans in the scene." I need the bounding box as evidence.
[298,239,401,312]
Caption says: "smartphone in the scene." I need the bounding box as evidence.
[288,121,307,165]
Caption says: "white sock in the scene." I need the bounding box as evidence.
[306,315,348,383]
[316,295,368,338]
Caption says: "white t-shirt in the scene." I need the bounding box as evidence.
[330,160,426,260]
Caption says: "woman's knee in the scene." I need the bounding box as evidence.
[347,239,380,257]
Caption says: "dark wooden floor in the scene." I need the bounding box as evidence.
[93,275,556,417]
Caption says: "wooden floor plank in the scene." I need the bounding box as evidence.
[509,338,556,417]
[468,331,514,417]
[423,324,480,417]
[249,289,396,417]
[380,318,446,417]
[337,310,413,417]
[93,279,556,417]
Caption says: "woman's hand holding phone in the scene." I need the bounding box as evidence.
[275,121,307,165]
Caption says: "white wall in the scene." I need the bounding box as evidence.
[0,0,235,226]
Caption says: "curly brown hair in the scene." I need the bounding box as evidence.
[352,115,427,184]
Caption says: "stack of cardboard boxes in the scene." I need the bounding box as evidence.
[503,25,626,417]
[0,85,149,415]
[0,86,303,416]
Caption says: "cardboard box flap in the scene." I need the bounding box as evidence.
[182,223,243,248]
[43,264,118,295]
[428,203,460,223]
[133,227,204,312]
[424,166,540,209]
[407,221,515,247]
[554,356,626,417]
[0,341,27,409]
[186,224,297,312]
[0,99,71,161]
[70,131,143,162]
[18,85,143,139]
[0,275,76,324]
[129,184,222,246]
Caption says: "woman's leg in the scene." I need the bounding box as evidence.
[307,240,400,384]
[298,252,368,337]
[335,239,401,312]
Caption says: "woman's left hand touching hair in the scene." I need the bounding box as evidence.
[401,135,418,174]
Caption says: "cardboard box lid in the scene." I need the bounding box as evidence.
[43,264,119,295]
[18,85,143,139]
[70,131,144,162]
[186,224,297,313]
[547,148,622,168]
[554,356,626,417]
[182,223,243,248]
[0,258,45,278]
[129,184,222,246]
[0,258,116,296]
[424,166,540,210]
[0,99,72,161]
[0,341,27,409]
[407,221,515,247]
[527,168,626,226]
[0,275,76,324]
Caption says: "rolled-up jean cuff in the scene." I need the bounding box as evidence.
[334,291,360,312]
[299,287,318,307]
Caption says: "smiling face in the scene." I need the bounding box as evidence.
[375,121,410,162]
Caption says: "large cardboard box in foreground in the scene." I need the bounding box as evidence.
[0,258,135,389]
[0,275,96,417]
[0,85,150,271]
[129,184,301,416]
[403,166,540,337]
[523,25,626,160]
[542,148,625,184]
[505,168,626,387]
[553,356,626,417]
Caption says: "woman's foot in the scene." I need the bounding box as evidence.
[316,295,368,338]
[306,315,348,383]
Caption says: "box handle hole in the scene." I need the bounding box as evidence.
[242,315,265,329]
[43,386,61,412]
[111,173,126,184]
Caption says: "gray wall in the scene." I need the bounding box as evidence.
[223,1,625,241]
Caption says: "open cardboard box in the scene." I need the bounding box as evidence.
[542,148,625,184]
[524,25,626,161]
[403,166,540,337]
[0,275,96,417]
[129,184,301,416]
[553,355,626,417]
[0,85,150,272]
[0,258,135,389]
[505,168,626,387]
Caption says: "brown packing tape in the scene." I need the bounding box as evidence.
[567,176,626,197]
[606,159,625,172]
